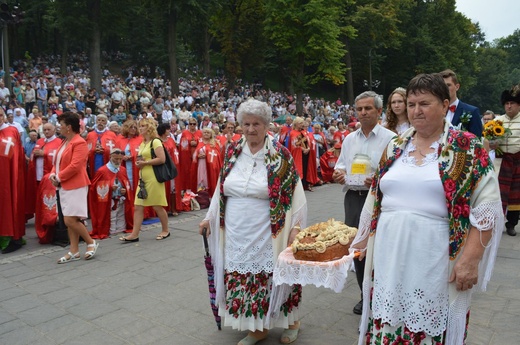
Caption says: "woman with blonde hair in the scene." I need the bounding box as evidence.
[118,119,143,191]
[120,118,170,242]
[384,87,410,135]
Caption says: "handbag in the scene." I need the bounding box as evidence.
[137,178,148,199]
[150,138,178,183]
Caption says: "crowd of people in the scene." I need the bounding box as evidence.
[1,53,518,345]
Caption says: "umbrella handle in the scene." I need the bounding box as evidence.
[202,227,210,255]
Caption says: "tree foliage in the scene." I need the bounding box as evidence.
[6,0,520,112]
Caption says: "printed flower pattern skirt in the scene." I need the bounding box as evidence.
[364,312,470,345]
[219,270,301,331]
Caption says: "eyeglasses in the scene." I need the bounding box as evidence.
[111,150,124,155]
[189,123,197,125]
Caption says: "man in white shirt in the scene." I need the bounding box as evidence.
[491,86,520,236]
[6,113,26,141]
[440,69,482,137]
[332,91,395,315]
[0,80,10,105]
[111,86,125,112]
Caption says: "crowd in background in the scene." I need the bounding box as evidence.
[1,52,365,253]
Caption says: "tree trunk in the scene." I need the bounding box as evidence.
[61,37,68,75]
[87,0,102,92]
[344,37,354,106]
[295,53,304,116]
[203,24,211,76]
[168,7,179,95]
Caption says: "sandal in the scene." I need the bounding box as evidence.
[84,241,99,260]
[57,252,80,264]
[238,332,268,345]
[280,325,300,344]
[156,232,171,240]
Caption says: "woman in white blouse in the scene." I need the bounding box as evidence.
[351,74,503,345]
[199,99,307,345]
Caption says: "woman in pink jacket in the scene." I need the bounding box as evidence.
[50,112,99,263]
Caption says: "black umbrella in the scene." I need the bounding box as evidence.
[202,228,222,330]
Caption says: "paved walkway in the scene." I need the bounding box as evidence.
[0,184,519,344]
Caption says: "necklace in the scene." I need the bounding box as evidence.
[418,148,428,157]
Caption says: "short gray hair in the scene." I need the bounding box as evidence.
[237,99,272,125]
[355,91,383,110]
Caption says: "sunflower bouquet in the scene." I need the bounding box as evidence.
[483,119,511,154]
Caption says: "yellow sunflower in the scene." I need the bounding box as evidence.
[484,121,494,128]
[493,125,505,136]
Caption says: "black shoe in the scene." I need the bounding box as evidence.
[507,227,517,236]
[1,240,22,254]
[353,300,363,315]
[119,236,139,243]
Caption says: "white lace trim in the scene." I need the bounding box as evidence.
[351,204,372,248]
[225,231,274,274]
[273,247,355,293]
[402,138,440,167]
[372,280,449,336]
[470,200,504,291]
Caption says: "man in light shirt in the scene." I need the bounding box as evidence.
[491,85,520,236]
[332,91,395,315]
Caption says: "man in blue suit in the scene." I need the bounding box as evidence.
[440,69,482,138]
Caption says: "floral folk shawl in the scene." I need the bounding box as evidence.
[356,121,503,345]
[219,135,299,239]
[368,121,496,261]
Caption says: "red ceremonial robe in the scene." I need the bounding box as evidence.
[288,129,319,185]
[162,137,182,213]
[89,164,134,239]
[279,125,292,146]
[306,132,320,185]
[333,129,349,144]
[86,129,118,178]
[0,125,26,240]
[35,174,58,244]
[26,137,62,216]
[192,141,222,197]
[320,150,339,183]
[178,129,202,192]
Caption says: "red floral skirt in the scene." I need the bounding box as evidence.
[221,270,301,331]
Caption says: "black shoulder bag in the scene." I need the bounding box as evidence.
[150,138,178,183]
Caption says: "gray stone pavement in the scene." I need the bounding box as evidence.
[0,184,519,344]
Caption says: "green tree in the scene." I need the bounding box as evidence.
[209,0,266,88]
[264,0,346,114]
[343,0,409,104]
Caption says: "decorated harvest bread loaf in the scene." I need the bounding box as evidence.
[291,219,357,262]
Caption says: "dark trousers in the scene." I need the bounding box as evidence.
[344,189,369,294]
[506,210,520,229]
[302,153,309,188]
[55,190,70,244]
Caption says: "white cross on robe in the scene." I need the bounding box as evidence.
[2,137,15,156]
[174,150,179,161]
[48,150,57,165]
[106,140,115,152]
[208,149,218,163]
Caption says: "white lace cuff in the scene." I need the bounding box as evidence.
[469,200,504,291]
[351,205,373,248]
